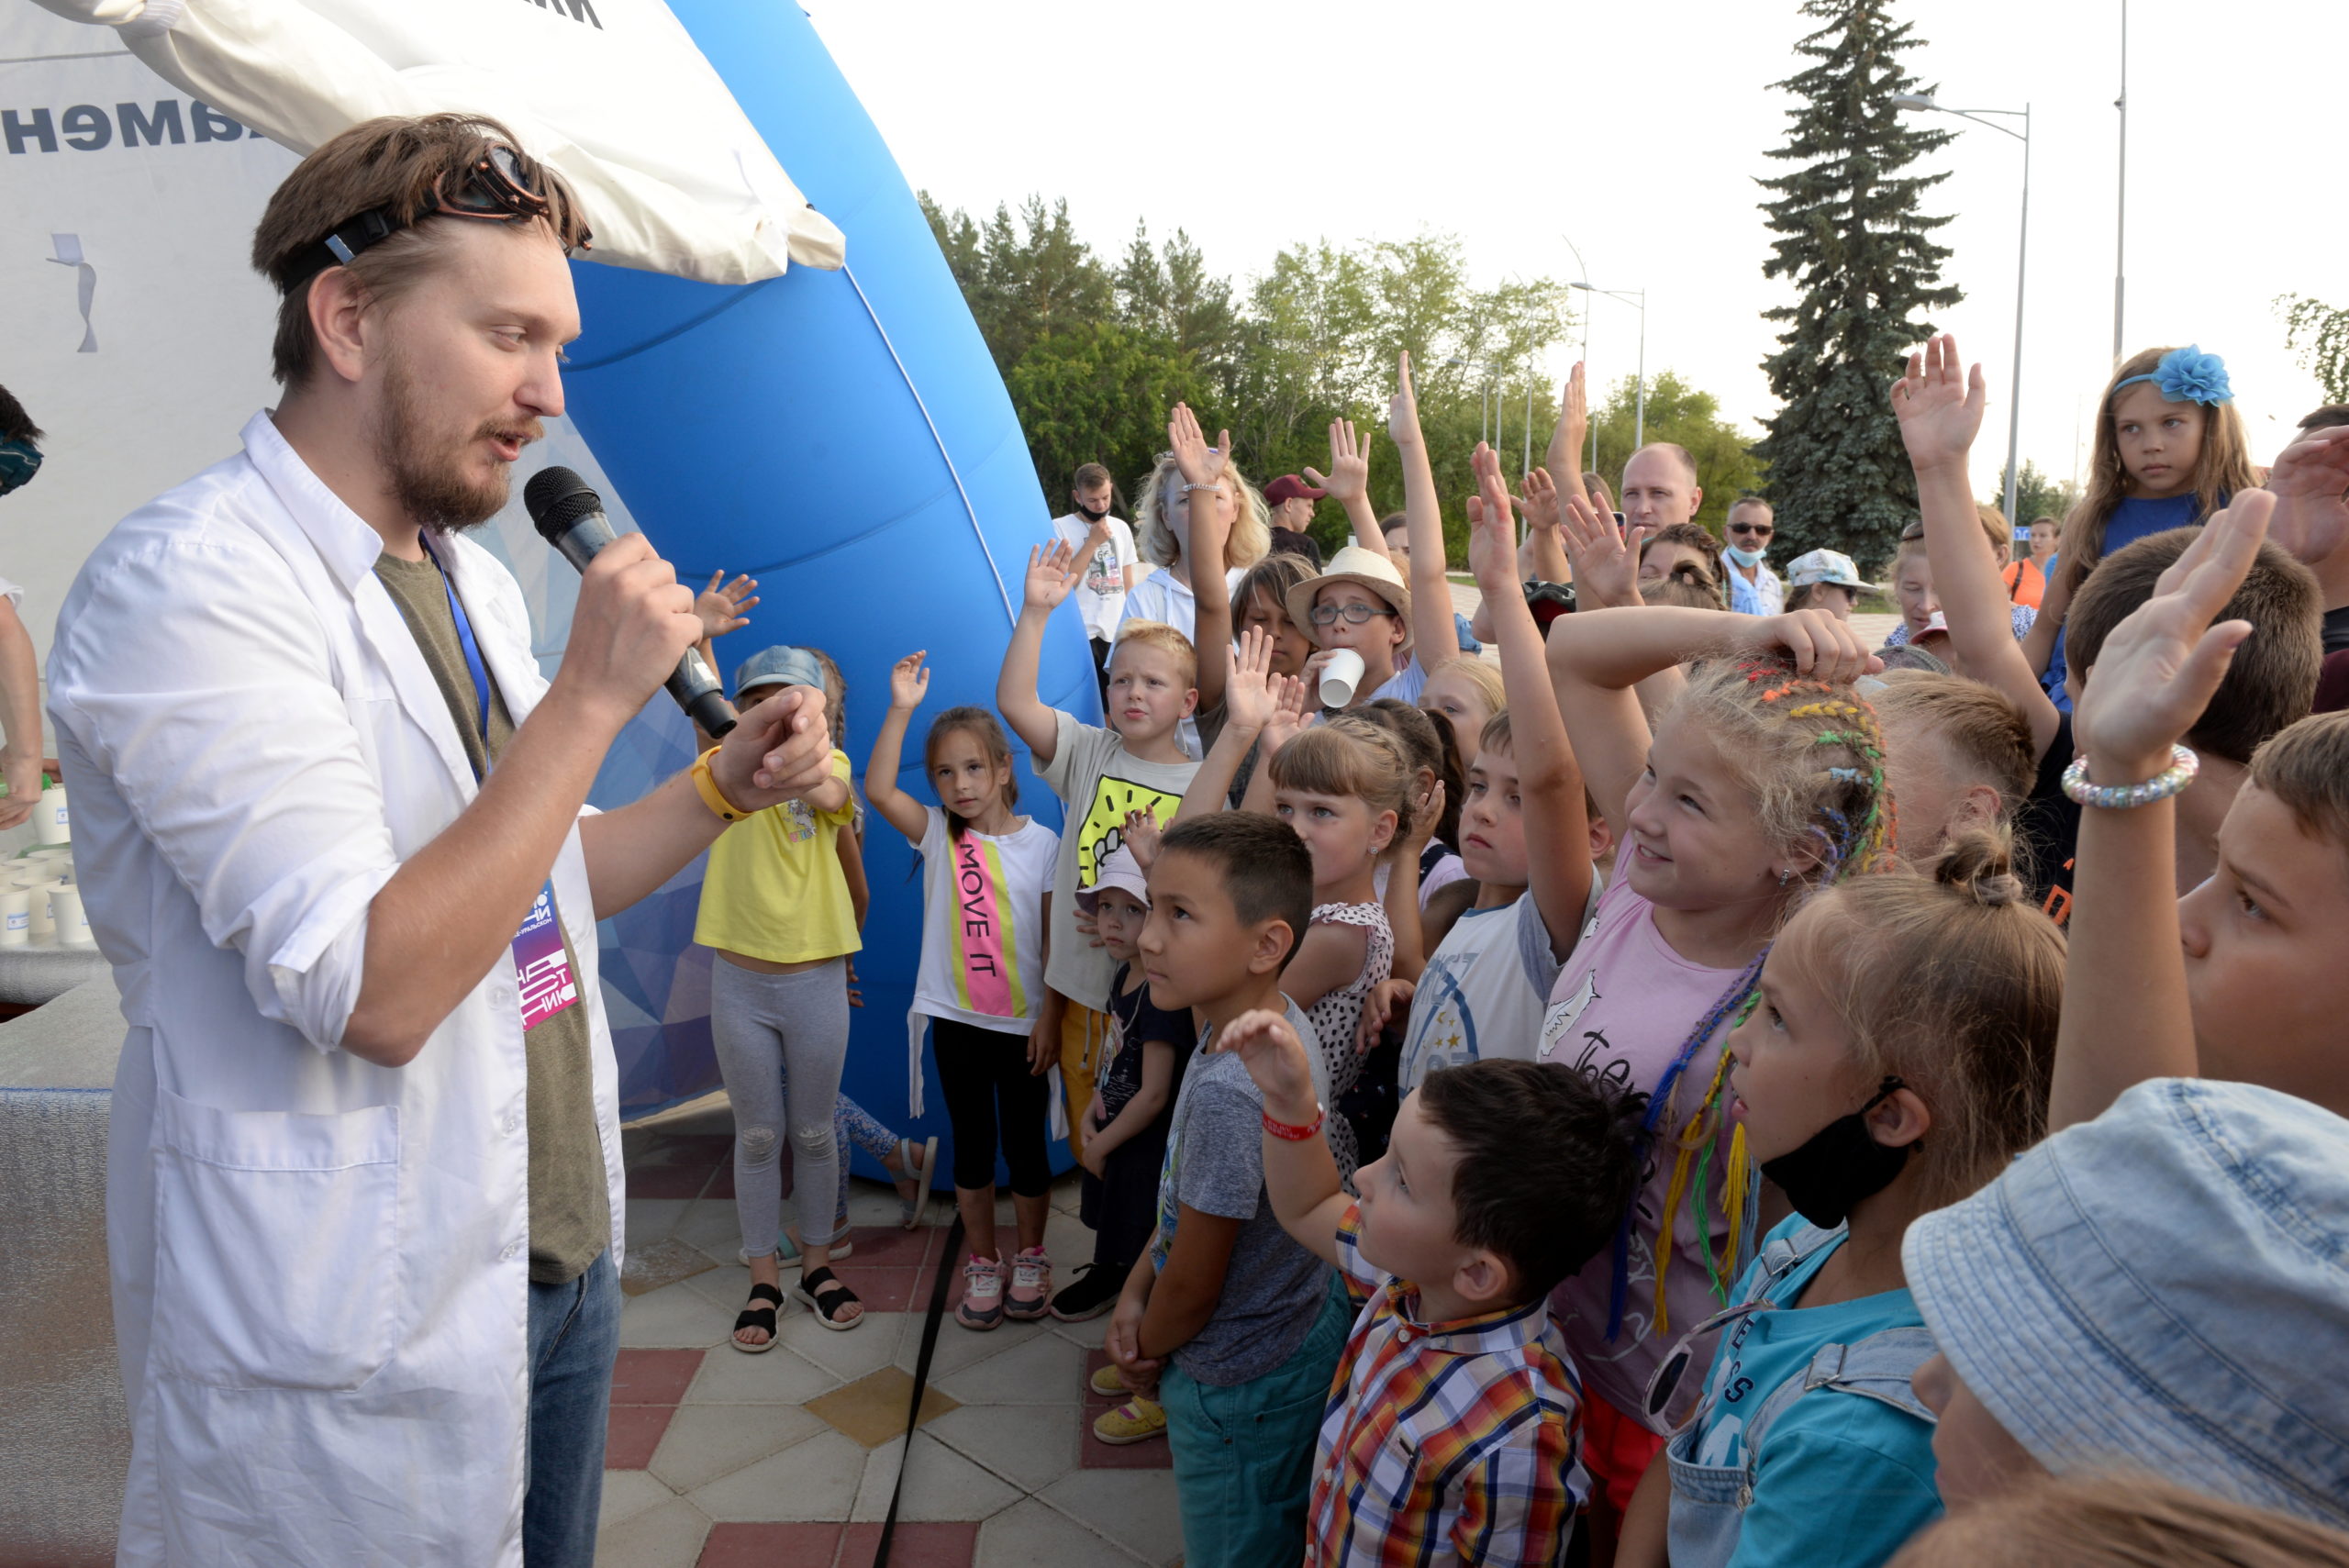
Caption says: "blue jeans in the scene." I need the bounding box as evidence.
[1162,1275,1353,1568]
[524,1247,621,1567]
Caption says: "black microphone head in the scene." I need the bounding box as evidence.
[525,466,603,541]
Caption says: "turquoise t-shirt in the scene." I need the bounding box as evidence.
[1687,1218,1943,1568]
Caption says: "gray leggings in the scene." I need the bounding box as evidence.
[711,956,852,1253]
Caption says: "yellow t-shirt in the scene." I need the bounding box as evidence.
[694,749,863,963]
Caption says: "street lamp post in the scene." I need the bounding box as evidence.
[1894,92,2032,530]
[2114,0,2128,361]
[1570,282,1646,450]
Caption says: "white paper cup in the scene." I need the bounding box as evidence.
[1317,648,1367,709]
[35,783,70,845]
[26,879,59,940]
[0,887,28,947]
[48,884,93,946]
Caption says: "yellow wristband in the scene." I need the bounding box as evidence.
[692,747,751,823]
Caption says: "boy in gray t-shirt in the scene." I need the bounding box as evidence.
[1105,815,1351,1568]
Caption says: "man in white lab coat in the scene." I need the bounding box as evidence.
[46,115,836,1567]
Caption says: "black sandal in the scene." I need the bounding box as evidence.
[794,1266,864,1332]
[731,1283,785,1353]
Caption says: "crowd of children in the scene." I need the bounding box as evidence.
[684,341,2349,1566]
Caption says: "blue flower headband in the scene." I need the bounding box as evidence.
[2114,344,2232,406]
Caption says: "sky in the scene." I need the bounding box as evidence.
[807,0,2338,506]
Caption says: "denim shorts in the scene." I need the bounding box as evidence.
[1162,1276,1352,1568]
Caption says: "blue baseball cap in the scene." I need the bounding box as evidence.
[732,645,823,699]
[1904,1077,2349,1528]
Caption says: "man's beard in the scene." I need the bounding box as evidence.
[371,348,540,534]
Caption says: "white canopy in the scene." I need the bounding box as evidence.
[27,0,845,284]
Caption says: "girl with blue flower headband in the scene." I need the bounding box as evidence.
[2024,345,2257,706]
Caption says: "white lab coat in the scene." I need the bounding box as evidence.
[46,411,625,1568]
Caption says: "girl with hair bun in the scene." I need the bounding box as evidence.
[1617,828,2065,1568]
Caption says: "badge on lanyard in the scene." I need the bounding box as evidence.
[513,883,580,1029]
[422,537,581,1031]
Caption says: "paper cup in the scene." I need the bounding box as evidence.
[48,884,93,946]
[1317,648,1367,709]
[26,880,59,940]
[35,783,70,846]
[0,887,28,947]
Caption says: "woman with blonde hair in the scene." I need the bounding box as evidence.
[1114,434,1270,654]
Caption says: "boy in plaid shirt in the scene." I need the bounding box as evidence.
[1214,1014,1647,1565]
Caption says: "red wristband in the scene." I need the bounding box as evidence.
[1263,1105,1325,1141]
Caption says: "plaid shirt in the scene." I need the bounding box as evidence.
[1308,1207,1586,1566]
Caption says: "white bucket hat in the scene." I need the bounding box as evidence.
[1903,1077,2349,1529]
[1286,545,1414,655]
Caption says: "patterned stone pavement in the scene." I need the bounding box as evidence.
[600,1125,1180,1568]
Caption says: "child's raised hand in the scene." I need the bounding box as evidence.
[1751,607,1882,684]
[887,651,930,712]
[1522,466,1564,549]
[1560,487,1645,609]
[1387,350,1423,450]
[695,571,760,640]
[1355,976,1414,1055]
[1122,806,1163,871]
[1222,626,1280,733]
[1304,417,1371,504]
[1464,442,1519,594]
[1211,1007,1319,1122]
[2262,427,2349,573]
[1023,540,1082,612]
[1074,904,1104,947]
[1263,670,1311,752]
[1167,402,1230,491]
[2074,491,2271,781]
[1892,333,1987,473]
[1546,361,1590,483]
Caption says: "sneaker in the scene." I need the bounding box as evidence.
[1050,1261,1127,1323]
[955,1254,1007,1331]
[1093,1397,1166,1446]
[1006,1246,1052,1320]
[1089,1362,1130,1398]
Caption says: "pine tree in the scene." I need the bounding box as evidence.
[1754,0,1960,566]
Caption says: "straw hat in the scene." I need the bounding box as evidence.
[1285,545,1414,654]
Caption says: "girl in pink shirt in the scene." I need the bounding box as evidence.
[1541,498,1897,1521]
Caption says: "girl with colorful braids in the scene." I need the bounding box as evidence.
[1535,502,1893,1537]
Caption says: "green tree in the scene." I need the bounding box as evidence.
[1588,372,1766,533]
[1005,321,1206,505]
[2279,294,2349,404]
[1989,459,2078,528]
[1753,0,1961,562]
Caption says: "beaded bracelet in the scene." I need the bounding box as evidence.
[1263,1105,1325,1142]
[2060,743,2199,809]
[1181,481,1226,495]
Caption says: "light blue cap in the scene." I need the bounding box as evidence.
[1904,1077,2349,1528]
[731,645,823,699]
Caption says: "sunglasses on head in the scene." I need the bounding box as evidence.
[284,142,589,291]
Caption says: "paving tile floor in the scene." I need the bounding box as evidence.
[603,1124,1179,1568]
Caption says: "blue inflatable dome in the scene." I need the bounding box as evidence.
[561,1,1098,1181]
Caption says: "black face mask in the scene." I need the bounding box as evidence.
[1759,1076,1915,1229]
[1074,499,1109,522]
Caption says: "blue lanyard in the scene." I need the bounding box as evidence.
[418,535,494,780]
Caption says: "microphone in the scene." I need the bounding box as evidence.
[525,466,739,738]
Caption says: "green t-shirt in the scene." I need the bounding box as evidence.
[374,550,609,1284]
